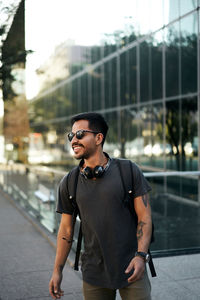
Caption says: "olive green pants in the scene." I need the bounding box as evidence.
[83,271,151,300]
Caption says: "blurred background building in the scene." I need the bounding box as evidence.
[0,0,200,255]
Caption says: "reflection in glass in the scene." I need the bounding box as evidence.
[111,59,117,107]
[71,80,78,114]
[165,98,197,171]
[129,47,137,104]
[181,12,197,94]
[92,67,102,110]
[104,59,117,109]
[91,46,102,64]
[140,40,150,102]
[120,52,131,105]
[168,0,179,23]
[138,106,164,168]
[80,74,89,112]
[180,0,197,16]
[165,22,180,97]
[104,111,120,158]
[121,109,138,159]
[104,61,111,108]
[151,33,163,100]
[55,86,70,118]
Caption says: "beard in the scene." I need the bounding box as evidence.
[72,143,95,160]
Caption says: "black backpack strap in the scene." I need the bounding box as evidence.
[74,223,82,271]
[67,166,83,271]
[148,250,157,277]
[115,159,133,205]
[67,166,80,217]
[116,159,157,277]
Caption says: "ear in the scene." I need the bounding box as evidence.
[95,133,104,146]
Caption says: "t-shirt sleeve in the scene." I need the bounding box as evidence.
[131,163,152,198]
[56,174,74,215]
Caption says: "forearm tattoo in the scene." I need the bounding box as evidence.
[62,237,74,243]
[62,233,74,244]
[142,194,148,207]
[137,221,146,241]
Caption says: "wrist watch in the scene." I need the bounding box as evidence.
[135,251,150,263]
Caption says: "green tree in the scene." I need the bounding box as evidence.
[0,0,32,163]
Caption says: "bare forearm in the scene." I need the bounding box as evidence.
[134,193,152,252]
[136,216,152,252]
[53,225,74,272]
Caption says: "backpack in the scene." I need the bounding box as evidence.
[66,158,157,277]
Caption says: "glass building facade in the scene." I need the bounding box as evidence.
[29,1,200,187]
[1,0,200,254]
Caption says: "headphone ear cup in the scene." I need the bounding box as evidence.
[83,166,93,179]
[93,165,104,178]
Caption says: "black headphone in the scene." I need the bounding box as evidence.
[82,165,105,179]
[80,153,110,179]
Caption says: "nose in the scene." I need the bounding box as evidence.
[71,134,81,145]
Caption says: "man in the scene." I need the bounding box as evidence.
[49,112,152,300]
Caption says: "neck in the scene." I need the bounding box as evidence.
[83,150,107,168]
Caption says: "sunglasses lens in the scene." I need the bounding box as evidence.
[76,130,84,139]
[68,132,74,142]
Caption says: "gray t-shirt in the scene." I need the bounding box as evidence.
[56,159,151,289]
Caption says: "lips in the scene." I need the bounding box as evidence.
[72,143,84,152]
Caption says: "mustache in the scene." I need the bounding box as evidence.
[72,142,84,148]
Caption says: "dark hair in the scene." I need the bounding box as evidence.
[71,112,108,146]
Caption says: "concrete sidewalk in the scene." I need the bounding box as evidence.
[0,189,199,300]
[0,190,82,300]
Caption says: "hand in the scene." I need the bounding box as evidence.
[125,256,145,283]
[49,270,64,299]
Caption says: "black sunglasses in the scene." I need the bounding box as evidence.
[67,129,100,142]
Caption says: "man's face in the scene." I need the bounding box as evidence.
[70,120,99,160]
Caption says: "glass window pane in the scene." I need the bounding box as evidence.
[181,12,198,94]
[55,86,68,118]
[138,105,164,169]
[111,58,117,107]
[91,67,102,110]
[165,22,180,97]
[140,40,150,102]
[104,58,117,108]
[165,97,197,172]
[151,105,165,168]
[122,108,141,160]
[168,0,179,23]
[181,97,198,171]
[64,83,72,117]
[80,74,89,112]
[104,61,111,108]
[180,0,198,16]
[151,32,163,100]
[71,80,78,114]
[120,52,131,105]
[165,100,180,170]
[104,111,120,157]
[91,46,102,64]
[129,47,137,104]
